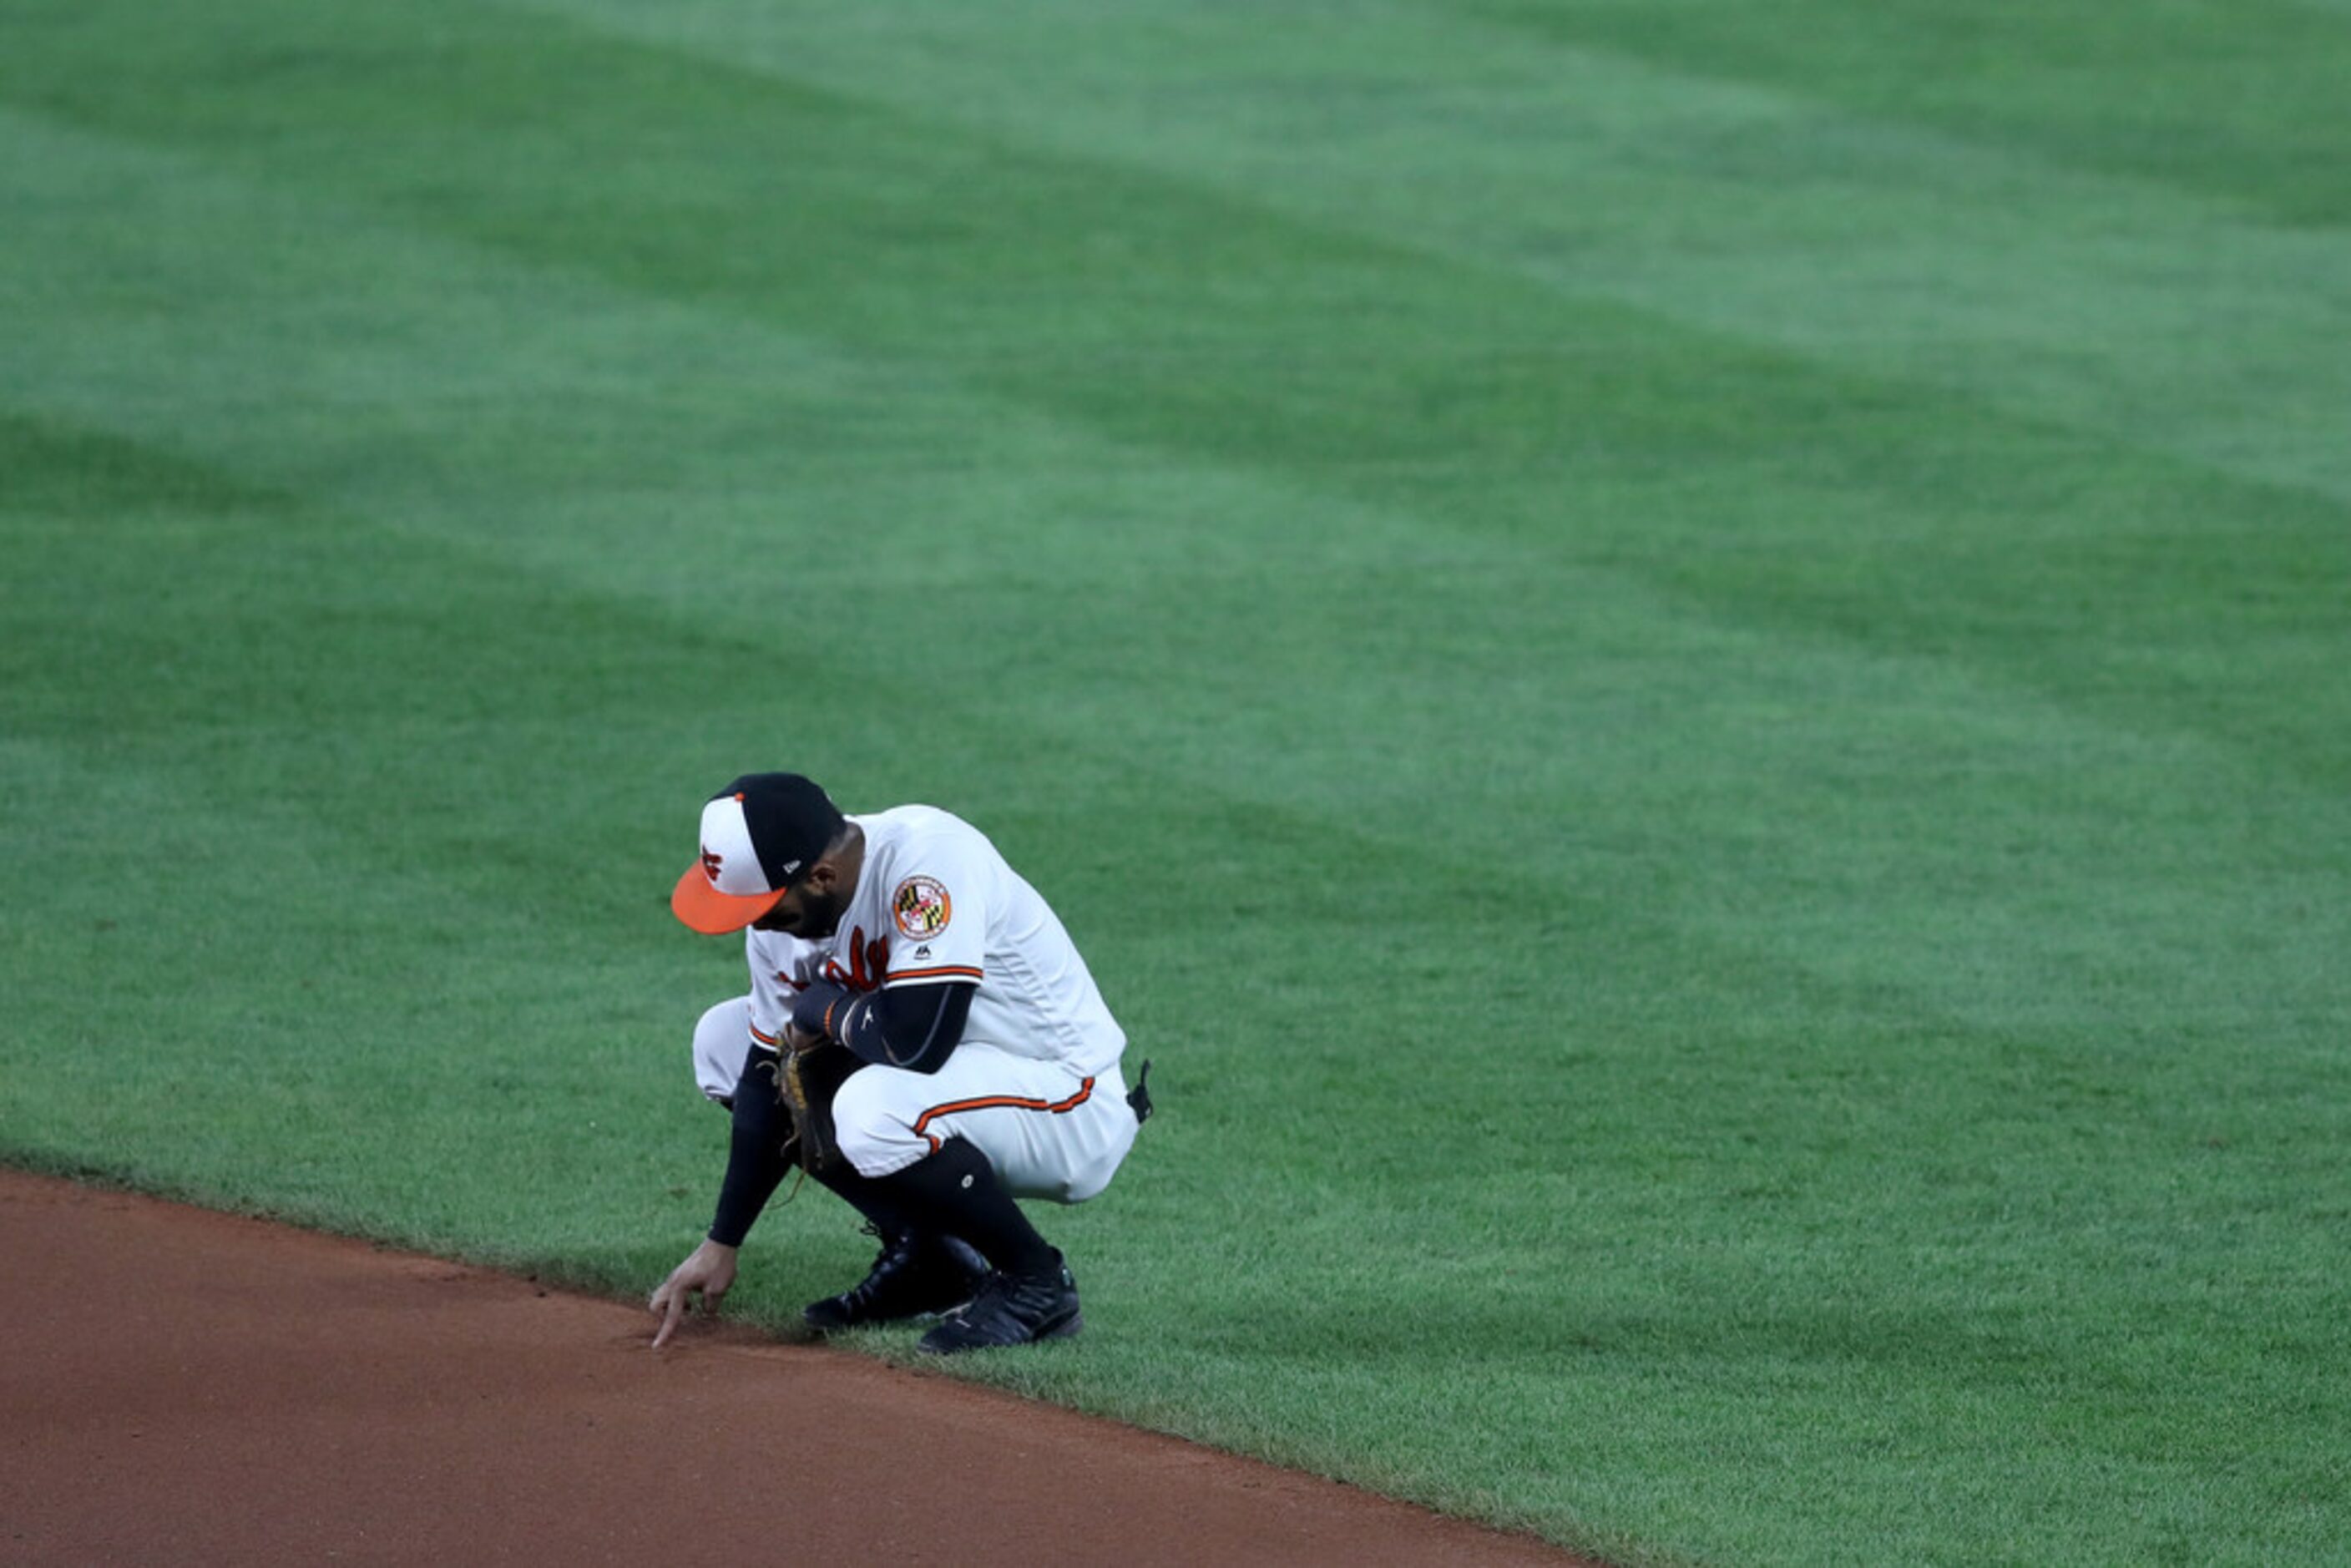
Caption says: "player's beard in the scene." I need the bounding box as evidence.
[792,884,851,940]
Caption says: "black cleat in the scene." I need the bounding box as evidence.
[803,1227,989,1333]
[916,1259,1083,1354]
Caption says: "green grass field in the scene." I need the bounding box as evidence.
[4,2,2348,1562]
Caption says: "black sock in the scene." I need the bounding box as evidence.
[869,1139,1057,1278]
[810,1160,914,1239]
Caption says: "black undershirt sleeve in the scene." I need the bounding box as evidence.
[708,1044,791,1247]
[802,981,973,1075]
[790,979,978,1074]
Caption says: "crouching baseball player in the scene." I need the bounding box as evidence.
[649,772,1150,1354]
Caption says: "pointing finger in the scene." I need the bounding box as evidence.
[652,1284,690,1349]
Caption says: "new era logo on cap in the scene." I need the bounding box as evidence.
[670,773,845,934]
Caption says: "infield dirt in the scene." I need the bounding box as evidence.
[2,1169,1594,1565]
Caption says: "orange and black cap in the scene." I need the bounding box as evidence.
[670,773,845,934]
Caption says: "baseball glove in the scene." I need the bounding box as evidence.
[775,1029,858,1176]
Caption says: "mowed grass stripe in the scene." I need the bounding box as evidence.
[3,9,2344,810]
[1469,0,2351,226]
[518,0,2351,508]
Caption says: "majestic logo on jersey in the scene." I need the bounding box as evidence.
[699,845,724,881]
[892,876,953,939]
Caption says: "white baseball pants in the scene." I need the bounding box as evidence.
[690,997,1138,1203]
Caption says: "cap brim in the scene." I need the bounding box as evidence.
[671,862,786,934]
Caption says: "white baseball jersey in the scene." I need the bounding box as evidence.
[741,806,1126,1078]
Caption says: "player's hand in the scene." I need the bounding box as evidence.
[649,1237,739,1348]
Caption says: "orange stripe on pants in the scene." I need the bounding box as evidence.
[911,1078,1097,1153]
